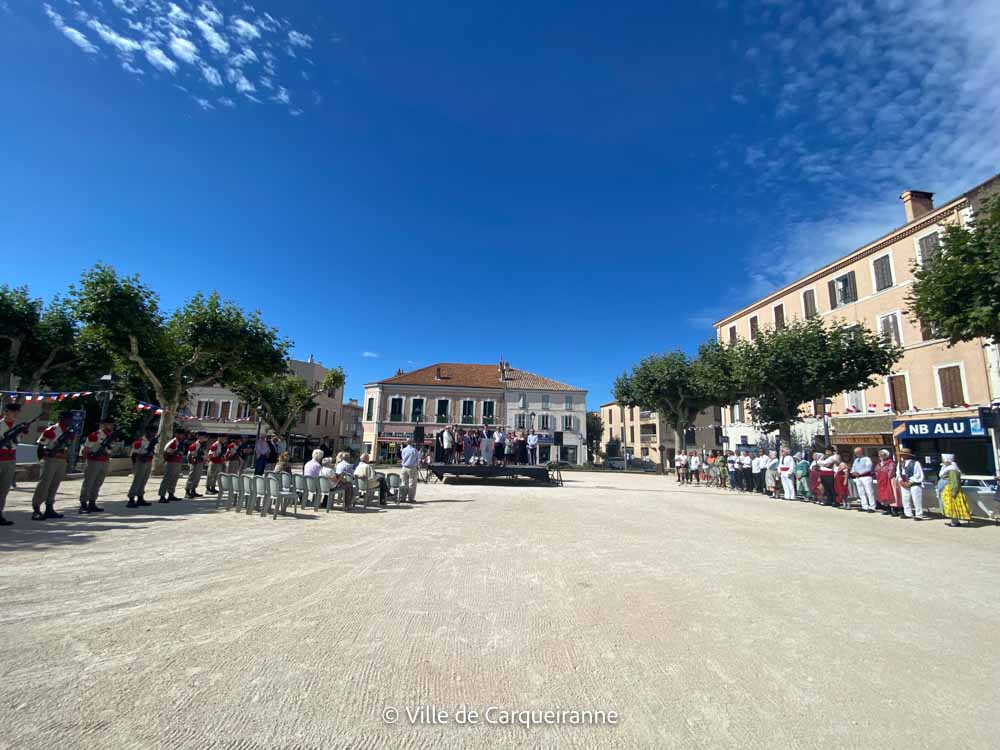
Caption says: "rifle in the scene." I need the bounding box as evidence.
[0,415,41,449]
[90,429,125,459]
[144,433,160,458]
[38,426,77,460]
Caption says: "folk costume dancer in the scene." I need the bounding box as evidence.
[939,454,972,527]
[850,447,876,512]
[205,436,225,494]
[778,448,796,500]
[896,449,927,520]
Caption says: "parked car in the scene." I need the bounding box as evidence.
[605,457,626,470]
[919,475,998,516]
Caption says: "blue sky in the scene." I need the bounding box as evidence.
[3,0,999,407]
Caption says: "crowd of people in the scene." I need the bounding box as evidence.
[433,425,543,466]
[673,444,985,526]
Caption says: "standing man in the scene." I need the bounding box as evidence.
[184,431,209,499]
[224,435,242,474]
[527,429,539,465]
[726,451,738,492]
[158,428,187,503]
[31,410,76,521]
[778,447,796,500]
[818,447,838,506]
[442,425,455,464]
[751,452,763,494]
[400,438,420,503]
[674,452,686,483]
[79,417,121,514]
[1,402,29,526]
[689,451,701,485]
[851,447,876,512]
[739,450,753,492]
[205,434,225,494]
[493,426,505,466]
[127,422,158,507]
[896,448,927,520]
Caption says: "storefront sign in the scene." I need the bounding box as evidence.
[893,417,986,440]
[835,434,892,446]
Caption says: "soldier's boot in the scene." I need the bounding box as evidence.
[168,493,179,501]
[126,499,138,508]
[43,504,64,520]
[79,502,90,514]
[87,502,104,513]
[0,514,13,526]
[31,506,46,521]
[136,496,152,507]
[159,495,170,503]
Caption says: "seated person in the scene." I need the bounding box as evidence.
[353,453,388,506]
[274,451,292,474]
[304,449,324,477]
[329,451,354,508]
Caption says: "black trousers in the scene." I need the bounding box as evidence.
[740,468,752,490]
[819,474,836,504]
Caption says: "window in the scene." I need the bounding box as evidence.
[482,400,495,424]
[563,415,574,431]
[845,390,866,413]
[236,402,250,419]
[888,374,909,411]
[872,255,894,291]
[389,397,404,422]
[461,400,475,424]
[749,316,759,340]
[366,398,374,421]
[714,427,724,446]
[828,271,858,309]
[629,426,635,442]
[937,365,965,407]
[315,408,322,426]
[560,446,578,464]
[565,395,573,410]
[539,414,550,430]
[436,398,450,423]
[516,413,526,429]
[878,312,902,346]
[728,325,737,344]
[542,395,550,409]
[773,304,785,330]
[410,398,424,422]
[917,233,940,265]
[802,289,817,319]
[518,393,526,408]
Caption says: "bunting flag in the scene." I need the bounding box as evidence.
[3,389,100,402]
[883,403,893,413]
[867,403,878,413]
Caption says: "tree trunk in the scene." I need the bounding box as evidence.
[779,421,793,451]
[673,428,684,465]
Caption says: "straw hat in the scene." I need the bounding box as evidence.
[941,453,955,462]
[898,448,913,457]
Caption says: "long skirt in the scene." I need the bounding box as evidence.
[876,477,901,507]
[808,469,821,497]
[765,468,777,490]
[942,484,971,521]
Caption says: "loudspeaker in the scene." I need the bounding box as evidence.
[413,425,426,444]
[554,431,563,446]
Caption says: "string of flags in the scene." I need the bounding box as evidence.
[134,402,164,416]
[3,390,105,402]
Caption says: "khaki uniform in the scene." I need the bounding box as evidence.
[129,435,156,499]
[224,441,241,474]
[79,428,117,508]
[32,422,73,511]
[185,440,206,495]
[206,440,224,492]
[1,417,20,515]
[158,437,185,499]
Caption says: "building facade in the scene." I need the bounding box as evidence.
[713,174,1000,477]
[339,399,363,455]
[599,403,725,466]
[361,361,588,465]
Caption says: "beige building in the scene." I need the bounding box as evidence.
[362,361,588,465]
[713,174,1000,477]
[599,402,724,466]
[339,399,363,454]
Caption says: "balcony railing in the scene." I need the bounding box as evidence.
[436,415,449,423]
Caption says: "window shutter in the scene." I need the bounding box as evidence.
[828,280,838,309]
[803,289,817,319]
[846,271,858,302]
[919,234,940,264]
[889,375,909,411]
[774,305,785,329]
[938,366,964,407]
[874,256,893,291]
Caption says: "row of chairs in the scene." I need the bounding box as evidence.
[215,471,404,519]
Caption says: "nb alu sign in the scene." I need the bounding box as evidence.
[894,417,986,439]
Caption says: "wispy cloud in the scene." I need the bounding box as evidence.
[361,351,380,359]
[39,1,329,115]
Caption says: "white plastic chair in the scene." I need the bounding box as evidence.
[387,474,402,505]
[267,473,298,518]
[293,473,308,507]
[253,475,268,515]
[239,474,255,513]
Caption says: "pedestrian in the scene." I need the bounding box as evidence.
[726,451,738,491]
[127,422,158,508]
[764,450,778,497]
[0,402,27,525]
[434,430,445,463]
[675,452,687,484]
[31,410,76,521]
[939,453,972,527]
[462,430,475,464]
[849,448,875,512]
[493,426,506,466]
[481,426,495,464]
[505,432,515,465]
[834,458,851,509]
[516,431,529,465]
[400,438,420,503]
[184,431,209,499]
[808,452,823,502]
[253,432,270,475]
[818,448,838,506]
[442,425,455,463]
[689,451,701,485]
[158,428,187,503]
[274,451,292,474]
[896,449,927,520]
[874,449,901,516]
[778,447,796,500]
[527,429,539,465]
[304,449,323,477]
[205,434,225,494]
[751,452,764,494]
[794,452,810,499]
[738,450,752,492]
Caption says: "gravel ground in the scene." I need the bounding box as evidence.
[1,470,998,750]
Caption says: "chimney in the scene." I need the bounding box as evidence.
[307,354,314,364]
[900,190,934,223]
[435,366,442,380]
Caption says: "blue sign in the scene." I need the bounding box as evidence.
[894,417,986,440]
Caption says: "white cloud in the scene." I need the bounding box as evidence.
[361,351,380,359]
[86,19,141,55]
[195,19,230,55]
[122,61,144,76]
[193,96,213,110]
[288,30,312,48]
[231,17,260,40]
[226,67,255,94]
[198,2,223,26]
[169,36,199,64]
[273,86,289,104]
[218,96,236,107]
[143,43,178,74]
[167,3,191,25]
[229,47,258,67]
[200,63,222,86]
[44,4,98,54]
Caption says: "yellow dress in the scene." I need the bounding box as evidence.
[941,468,971,522]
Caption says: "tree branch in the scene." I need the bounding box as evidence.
[127,335,166,402]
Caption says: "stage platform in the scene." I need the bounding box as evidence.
[429,463,553,484]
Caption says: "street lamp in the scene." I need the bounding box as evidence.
[98,373,116,420]
[820,398,834,449]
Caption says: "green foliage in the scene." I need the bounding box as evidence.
[232,367,346,435]
[908,194,1000,345]
[735,317,902,437]
[585,411,604,459]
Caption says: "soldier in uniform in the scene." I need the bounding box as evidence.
[224,434,242,474]
[184,431,209,499]
[79,416,121,514]
[205,435,224,494]
[1,402,26,526]
[31,410,76,521]
[158,427,187,503]
[127,422,159,508]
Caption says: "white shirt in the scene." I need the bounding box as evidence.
[401,445,420,468]
[726,455,737,469]
[898,459,924,484]
[851,456,874,476]
[335,459,352,475]
[739,455,752,468]
[819,455,838,474]
[751,457,762,473]
[494,430,505,444]
[527,434,538,447]
[353,461,375,480]
[779,455,796,473]
[442,430,454,448]
[689,456,701,470]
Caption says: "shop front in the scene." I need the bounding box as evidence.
[892,411,996,479]
[830,415,895,459]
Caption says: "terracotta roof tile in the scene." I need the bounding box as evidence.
[502,367,585,393]
[371,363,585,393]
